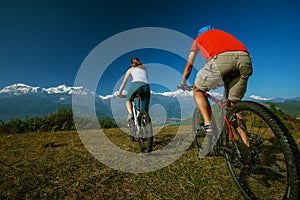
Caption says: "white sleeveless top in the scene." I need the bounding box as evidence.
[131,66,148,83]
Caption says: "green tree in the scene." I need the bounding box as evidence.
[43,107,75,132]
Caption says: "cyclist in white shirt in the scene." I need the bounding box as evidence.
[118,57,151,122]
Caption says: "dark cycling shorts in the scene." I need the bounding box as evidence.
[127,81,150,112]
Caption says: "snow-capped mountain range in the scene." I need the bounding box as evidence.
[0,83,298,122]
[0,83,89,96]
[0,83,283,101]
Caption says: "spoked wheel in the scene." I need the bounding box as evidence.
[222,101,300,200]
[137,110,153,153]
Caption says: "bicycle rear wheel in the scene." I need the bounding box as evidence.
[222,101,300,200]
[137,110,153,153]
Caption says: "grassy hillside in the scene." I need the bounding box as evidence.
[273,100,300,116]
[1,122,300,199]
[264,100,300,117]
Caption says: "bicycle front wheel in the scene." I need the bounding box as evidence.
[137,110,153,153]
[222,101,300,200]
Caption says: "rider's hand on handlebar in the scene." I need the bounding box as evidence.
[117,93,126,98]
[177,83,186,89]
[177,84,193,91]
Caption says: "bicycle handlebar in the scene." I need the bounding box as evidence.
[177,84,193,91]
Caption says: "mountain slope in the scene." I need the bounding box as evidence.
[0,95,65,120]
[271,100,300,116]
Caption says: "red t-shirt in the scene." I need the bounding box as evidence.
[191,29,249,60]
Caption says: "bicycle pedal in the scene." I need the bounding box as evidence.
[220,147,234,155]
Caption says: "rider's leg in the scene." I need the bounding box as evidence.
[140,84,150,113]
[236,113,249,147]
[126,100,133,114]
[229,101,250,147]
[125,100,133,122]
[126,82,145,122]
[227,56,253,147]
[193,56,224,133]
[193,85,213,133]
[194,85,214,158]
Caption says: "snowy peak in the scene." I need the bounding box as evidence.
[249,95,273,101]
[43,84,90,96]
[0,83,41,95]
[0,83,91,96]
[152,90,193,98]
[43,84,71,94]
[99,91,123,100]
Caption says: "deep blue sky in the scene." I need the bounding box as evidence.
[1,0,300,98]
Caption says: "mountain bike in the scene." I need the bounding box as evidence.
[178,85,300,200]
[119,92,153,153]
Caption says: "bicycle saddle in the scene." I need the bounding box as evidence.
[135,91,144,98]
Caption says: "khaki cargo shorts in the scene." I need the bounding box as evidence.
[194,51,253,101]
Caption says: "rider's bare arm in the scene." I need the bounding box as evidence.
[181,51,197,85]
[118,68,133,96]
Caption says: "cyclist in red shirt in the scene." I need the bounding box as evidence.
[181,25,253,157]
